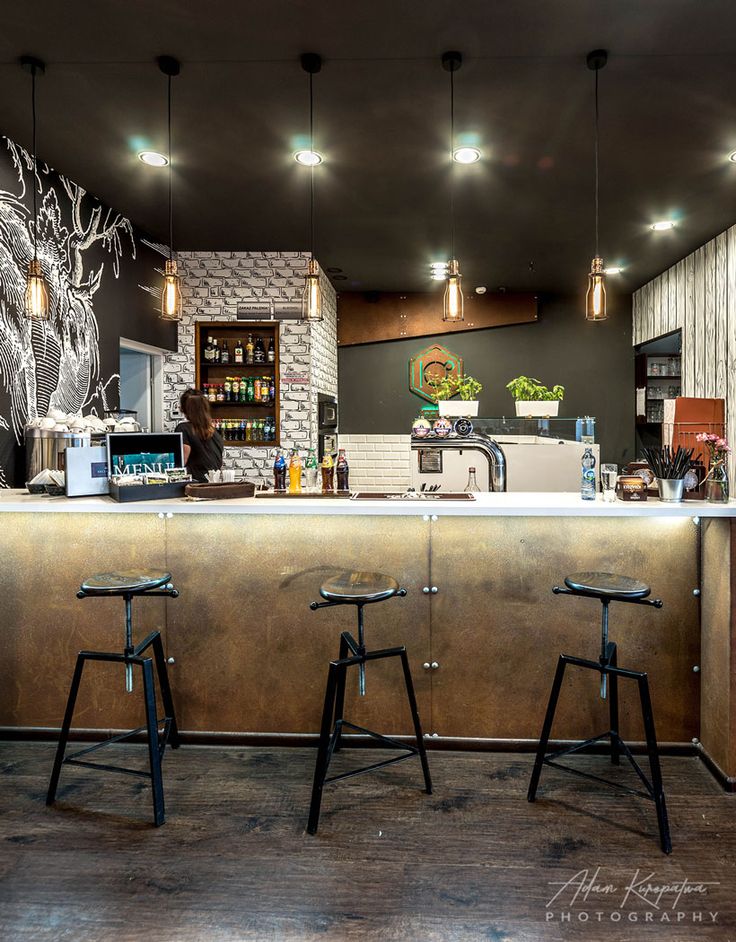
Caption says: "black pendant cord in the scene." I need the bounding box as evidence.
[31,66,38,261]
[450,67,455,262]
[167,73,173,261]
[594,66,599,259]
[309,70,315,261]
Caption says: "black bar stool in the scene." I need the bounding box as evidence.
[46,569,180,826]
[527,571,672,854]
[307,571,432,834]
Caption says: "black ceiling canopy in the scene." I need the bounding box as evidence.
[2,0,736,296]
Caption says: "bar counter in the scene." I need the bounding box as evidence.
[2,489,735,788]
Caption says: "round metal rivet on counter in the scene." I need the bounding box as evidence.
[692,516,700,526]
[422,586,430,594]
[167,657,175,665]
[431,514,438,522]
[693,665,700,673]
[422,514,430,522]
[693,588,701,596]
[157,512,164,519]
[431,661,439,670]
[166,512,173,519]
[423,662,431,670]
[430,586,438,594]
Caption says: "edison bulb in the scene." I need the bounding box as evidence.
[160,258,182,321]
[24,258,50,321]
[585,257,607,321]
[443,259,464,322]
[302,258,323,322]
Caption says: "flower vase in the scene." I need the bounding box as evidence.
[705,462,729,503]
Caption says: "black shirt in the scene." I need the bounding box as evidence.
[175,422,224,483]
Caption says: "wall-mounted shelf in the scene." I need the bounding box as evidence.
[195,321,280,447]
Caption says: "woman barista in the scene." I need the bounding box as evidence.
[175,389,224,482]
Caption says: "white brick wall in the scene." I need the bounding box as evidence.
[162,251,338,478]
[340,434,412,491]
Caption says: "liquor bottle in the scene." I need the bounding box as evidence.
[267,337,275,363]
[581,447,596,501]
[246,376,254,402]
[262,377,270,403]
[245,419,252,442]
[269,377,275,402]
[240,379,247,403]
[321,453,334,493]
[254,335,266,364]
[245,334,254,365]
[234,339,244,365]
[212,339,220,364]
[224,378,231,402]
[204,335,215,362]
[273,450,287,492]
[254,377,261,402]
[288,449,302,494]
[221,340,230,365]
[216,384,225,403]
[464,467,481,493]
[305,448,319,491]
[232,378,240,401]
[335,449,349,492]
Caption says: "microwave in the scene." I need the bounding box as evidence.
[318,395,337,430]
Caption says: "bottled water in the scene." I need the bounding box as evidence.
[581,447,596,500]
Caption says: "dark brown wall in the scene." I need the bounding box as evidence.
[337,293,636,466]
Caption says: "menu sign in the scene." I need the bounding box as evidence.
[111,451,178,476]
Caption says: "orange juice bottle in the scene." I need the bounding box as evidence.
[288,449,302,494]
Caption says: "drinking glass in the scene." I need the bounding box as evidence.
[601,463,618,502]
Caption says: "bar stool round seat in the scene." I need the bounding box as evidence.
[80,569,172,596]
[563,572,651,600]
[319,571,400,605]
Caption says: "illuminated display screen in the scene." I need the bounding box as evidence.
[106,433,184,477]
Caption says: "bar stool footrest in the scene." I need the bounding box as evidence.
[61,717,172,778]
[324,720,421,785]
[543,729,656,802]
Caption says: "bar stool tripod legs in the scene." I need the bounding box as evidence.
[46,570,180,827]
[308,572,432,835]
[527,573,672,854]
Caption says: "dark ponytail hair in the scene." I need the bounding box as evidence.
[181,390,215,441]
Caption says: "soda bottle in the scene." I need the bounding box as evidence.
[321,452,334,493]
[581,447,596,500]
[305,449,319,491]
[273,450,287,492]
[335,448,349,492]
[288,449,302,494]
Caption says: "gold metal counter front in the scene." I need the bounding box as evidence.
[0,510,707,760]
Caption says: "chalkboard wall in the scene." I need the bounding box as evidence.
[337,293,635,466]
[0,136,177,485]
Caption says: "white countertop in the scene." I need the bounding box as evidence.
[1,489,734,517]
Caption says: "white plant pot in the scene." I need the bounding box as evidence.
[514,400,560,418]
[438,400,479,418]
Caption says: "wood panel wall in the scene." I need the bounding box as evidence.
[633,224,736,468]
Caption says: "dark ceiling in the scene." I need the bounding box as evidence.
[2,0,736,296]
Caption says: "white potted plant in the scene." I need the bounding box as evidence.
[433,374,483,418]
[506,375,565,417]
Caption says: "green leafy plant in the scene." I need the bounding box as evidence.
[431,374,483,402]
[506,376,564,402]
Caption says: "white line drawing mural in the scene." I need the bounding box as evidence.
[0,138,139,483]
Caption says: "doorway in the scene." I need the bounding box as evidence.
[119,339,166,432]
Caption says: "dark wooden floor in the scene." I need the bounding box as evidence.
[0,742,734,941]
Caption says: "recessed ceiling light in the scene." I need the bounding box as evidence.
[138,151,168,167]
[332,274,347,281]
[475,286,487,294]
[453,146,481,164]
[431,273,447,281]
[651,220,676,231]
[729,151,736,162]
[603,266,623,275]
[295,150,323,166]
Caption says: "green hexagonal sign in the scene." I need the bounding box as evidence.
[409,343,464,402]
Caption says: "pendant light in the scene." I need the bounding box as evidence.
[585,49,608,322]
[301,53,323,322]
[158,55,183,321]
[442,51,464,323]
[20,56,50,321]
